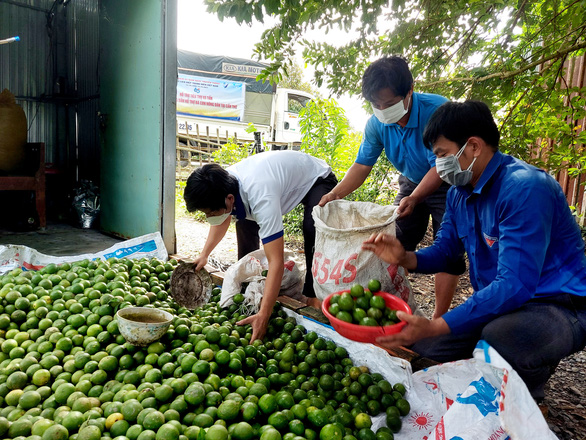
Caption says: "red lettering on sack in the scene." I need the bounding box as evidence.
[318,258,330,284]
[399,286,410,302]
[435,417,446,439]
[284,261,295,271]
[488,427,506,440]
[312,253,358,285]
[446,397,454,410]
[387,264,398,279]
[342,253,358,283]
[329,259,344,285]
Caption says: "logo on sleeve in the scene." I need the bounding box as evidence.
[483,233,498,248]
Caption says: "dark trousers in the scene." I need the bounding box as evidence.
[394,175,466,275]
[235,172,338,297]
[411,295,586,400]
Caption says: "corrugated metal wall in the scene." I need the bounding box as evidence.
[554,54,586,225]
[0,0,100,183]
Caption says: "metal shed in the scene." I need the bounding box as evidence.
[0,0,177,252]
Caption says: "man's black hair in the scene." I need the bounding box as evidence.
[423,100,500,151]
[361,56,413,102]
[183,163,238,212]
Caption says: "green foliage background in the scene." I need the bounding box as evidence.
[283,98,396,242]
[203,0,586,178]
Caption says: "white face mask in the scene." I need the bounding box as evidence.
[206,211,230,226]
[435,141,477,186]
[372,96,410,125]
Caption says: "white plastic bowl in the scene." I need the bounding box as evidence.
[116,307,174,346]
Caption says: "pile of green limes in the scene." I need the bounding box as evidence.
[0,259,410,440]
[328,281,401,327]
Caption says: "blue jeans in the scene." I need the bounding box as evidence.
[411,295,586,400]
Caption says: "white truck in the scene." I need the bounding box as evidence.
[176,50,313,150]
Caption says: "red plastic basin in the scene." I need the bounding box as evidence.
[321,290,412,343]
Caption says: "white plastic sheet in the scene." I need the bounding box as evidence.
[283,309,558,440]
[0,232,168,274]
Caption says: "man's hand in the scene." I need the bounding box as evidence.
[397,195,418,219]
[192,255,208,271]
[237,311,271,343]
[375,312,450,348]
[318,191,340,207]
[362,233,406,265]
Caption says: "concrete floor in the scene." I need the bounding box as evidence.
[0,222,123,257]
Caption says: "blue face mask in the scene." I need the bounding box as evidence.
[435,141,476,186]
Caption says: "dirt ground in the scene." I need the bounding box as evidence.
[175,216,586,439]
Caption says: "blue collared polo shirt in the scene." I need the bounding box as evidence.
[356,92,448,183]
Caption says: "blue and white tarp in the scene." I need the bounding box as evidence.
[286,308,557,440]
[0,232,168,274]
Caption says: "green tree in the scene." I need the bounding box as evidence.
[298,98,395,204]
[204,0,586,176]
[282,97,395,241]
[278,62,318,96]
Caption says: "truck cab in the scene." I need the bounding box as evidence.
[270,88,313,150]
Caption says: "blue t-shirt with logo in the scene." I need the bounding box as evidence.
[356,92,448,184]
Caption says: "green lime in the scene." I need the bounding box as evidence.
[367,279,381,293]
[385,414,401,433]
[350,284,365,298]
[335,311,353,323]
[259,394,278,414]
[370,296,386,310]
[230,421,254,440]
[19,390,42,409]
[357,428,376,440]
[393,383,406,396]
[360,317,378,326]
[354,412,372,429]
[395,398,410,416]
[142,410,166,431]
[217,399,240,421]
[41,424,69,440]
[337,293,355,312]
[320,424,343,440]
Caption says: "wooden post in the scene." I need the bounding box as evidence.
[215,128,221,161]
[206,126,210,164]
[196,124,202,167]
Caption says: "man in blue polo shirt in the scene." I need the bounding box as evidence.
[362,100,586,401]
[320,56,465,318]
[184,151,337,341]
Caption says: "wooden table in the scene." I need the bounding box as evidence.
[0,142,46,228]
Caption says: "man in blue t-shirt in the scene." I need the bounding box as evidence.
[320,56,465,317]
[362,101,586,401]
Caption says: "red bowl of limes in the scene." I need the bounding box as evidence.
[321,289,412,343]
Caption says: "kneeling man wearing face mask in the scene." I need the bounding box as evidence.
[183,151,337,342]
[362,100,586,402]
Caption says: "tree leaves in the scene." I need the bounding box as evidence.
[206,0,586,176]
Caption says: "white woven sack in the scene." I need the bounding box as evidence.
[220,249,305,312]
[312,200,418,313]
